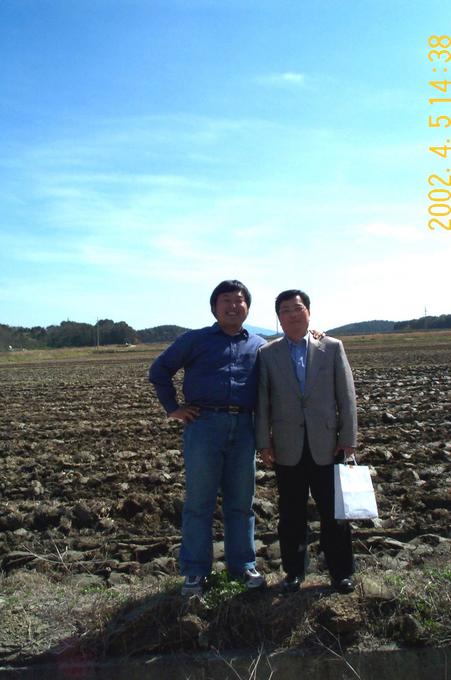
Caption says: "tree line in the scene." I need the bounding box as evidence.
[2,313,450,351]
[0,320,189,351]
[393,314,451,331]
[328,315,451,336]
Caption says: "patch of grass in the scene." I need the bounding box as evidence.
[341,329,451,349]
[81,584,122,600]
[203,571,247,609]
[0,343,164,365]
[1,562,450,663]
[161,575,183,594]
[429,566,451,582]
[2,329,450,365]
[374,567,451,646]
[386,573,405,589]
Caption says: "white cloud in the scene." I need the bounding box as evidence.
[2,107,449,330]
[356,220,426,243]
[256,71,306,87]
[44,172,215,190]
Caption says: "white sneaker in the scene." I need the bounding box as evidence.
[242,568,266,590]
[181,575,205,596]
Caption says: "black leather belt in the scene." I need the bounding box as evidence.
[198,405,252,414]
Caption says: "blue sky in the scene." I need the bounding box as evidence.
[1,0,450,333]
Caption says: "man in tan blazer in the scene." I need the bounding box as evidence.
[255,289,357,594]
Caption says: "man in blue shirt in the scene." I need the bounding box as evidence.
[149,280,266,596]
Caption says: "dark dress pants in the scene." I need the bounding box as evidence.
[274,434,354,581]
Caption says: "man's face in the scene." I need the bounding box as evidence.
[214,290,249,332]
[278,295,310,341]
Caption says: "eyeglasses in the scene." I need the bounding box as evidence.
[278,304,307,315]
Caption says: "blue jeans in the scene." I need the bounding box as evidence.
[180,410,256,577]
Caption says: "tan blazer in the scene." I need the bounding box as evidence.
[255,334,357,466]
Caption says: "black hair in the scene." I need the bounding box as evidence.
[275,289,310,315]
[210,280,252,312]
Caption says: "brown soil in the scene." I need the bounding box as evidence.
[0,341,450,663]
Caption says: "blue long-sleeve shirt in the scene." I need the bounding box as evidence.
[148,323,266,413]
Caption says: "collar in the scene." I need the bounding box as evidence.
[210,322,249,338]
[285,332,309,349]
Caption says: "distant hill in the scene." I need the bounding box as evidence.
[327,320,395,336]
[0,320,278,351]
[394,314,451,331]
[137,325,189,343]
[2,314,450,351]
[245,324,277,337]
[0,320,190,351]
[328,314,451,336]
[138,324,277,342]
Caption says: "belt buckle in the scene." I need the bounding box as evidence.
[228,405,240,414]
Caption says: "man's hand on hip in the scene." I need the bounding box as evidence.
[168,406,200,424]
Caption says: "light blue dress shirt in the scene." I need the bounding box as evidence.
[286,333,309,394]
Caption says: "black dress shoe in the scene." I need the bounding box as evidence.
[332,577,355,594]
[282,575,303,594]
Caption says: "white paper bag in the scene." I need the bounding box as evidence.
[334,463,378,520]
